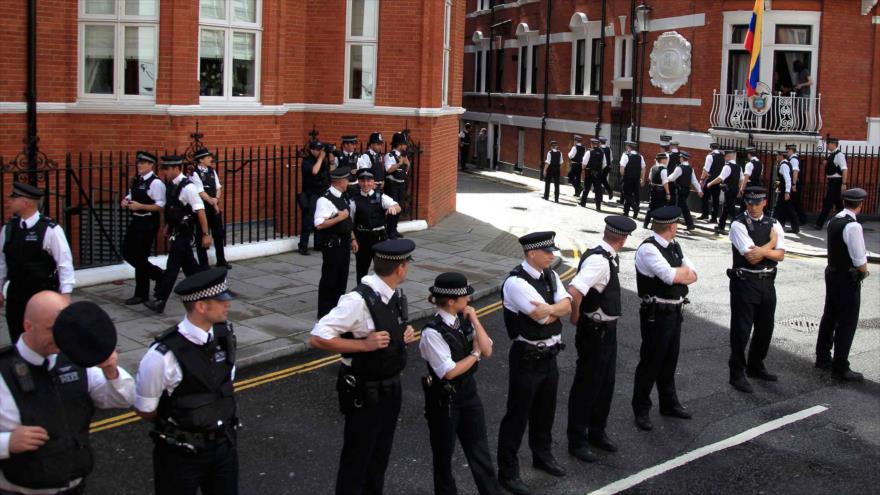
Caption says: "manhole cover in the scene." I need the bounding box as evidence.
[784,317,820,333]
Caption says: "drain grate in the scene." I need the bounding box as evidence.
[784,317,821,333]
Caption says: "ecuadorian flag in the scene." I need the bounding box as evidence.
[744,0,763,96]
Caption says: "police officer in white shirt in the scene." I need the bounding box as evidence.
[567,135,586,197]
[566,216,636,464]
[383,132,409,239]
[314,167,356,318]
[786,144,808,225]
[497,231,572,495]
[706,150,743,234]
[663,150,703,230]
[543,140,563,203]
[816,188,870,382]
[815,137,849,229]
[189,148,229,270]
[632,206,698,431]
[121,151,166,306]
[357,132,386,192]
[699,142,725,222]
[773,150,800,234]
[618,141,646,219]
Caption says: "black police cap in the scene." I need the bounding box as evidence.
[518,231,558,252]
[826,137,839,144]
[604,215,637,236]
[10,182,43,200]
[655,152,668,160]
[341,135,358,144]
[373,239,416,261]
[429,272,474,298]
[53,301,117,368]
[193,148,212,161]
[160,155,184,168]
[709,142,720,149]
[743,186,768,202]
[679,150,691,160]
[391,132,407,148]
[650,206,682,225]
[330,167,352,180]
[550,140,558,146]
[842,188,867,202]
[309,140,323,150]
[356,168,375,180]
[174,267,233,303]
[369,132,384,145]
[136,151,158,164]
[599,136,608,143]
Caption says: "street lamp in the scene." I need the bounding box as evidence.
[634,3,652,34]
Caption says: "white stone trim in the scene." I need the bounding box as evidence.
[873,16,880,24]
[462,93,699,106]
[867,117,880,146]
[647,13,706,32]
[465,0,541,18]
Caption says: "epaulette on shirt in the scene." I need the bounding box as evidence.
[39,216,58,228]
[152,326,180,354]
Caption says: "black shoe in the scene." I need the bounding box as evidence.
[499,476,530,495]
[635,414,653,431]
[588,431,618,452]
[144,299,166,314]
[660,405,694,419]
[533,457,566,477]
[216,262,232,270]
[746,368,779,381]
[568,446,598,463]
[813,223,823,230]
[698,215,708,220]
[831,369,864,382]
[729,376,754,393]
[714,227,726,235]
[298,247,310,255]
[814,358,832,370]
[124,296,146,306]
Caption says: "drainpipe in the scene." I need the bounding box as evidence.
[26,0,38,178]
[594,0,608,138]
[539,0,552,179]
[628,0,638,141]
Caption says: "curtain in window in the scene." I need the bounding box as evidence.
[201,0,226,20]
[84,0,114,15]
[124,26,156,95]
[349,44,375,99]
[775,26,810,45]
[84,25,114,94]
[233,0,256,23]
[125,0,157,16]
[727,51,749,93]
[349,0,378,38]
[200,29,225,96]
[232,32,256,96]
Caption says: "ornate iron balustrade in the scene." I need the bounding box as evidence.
[709,90,823,135]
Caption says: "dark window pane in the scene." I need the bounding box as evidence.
[775,25,811,45]
[476,51,483,92]
[519,46,527,92]
[731,25,749,44]
[574,39,585,94]
[232,32,255,97]
[494,49,504,92]
[619,39,628,78]
[727,50,749,93]
[200,29,225,96]
[531,45,538,94]
[590,38,601,96]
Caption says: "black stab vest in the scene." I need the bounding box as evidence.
[302,155,330,193]
[732,214,778,269]
[342,285,408,380]
[828,215,857,270]
[824,150,842,176]
[636,237,689,299]
[322,190,354,238]
[164,178,194,227]
[667,151,681,173]
[748,158,763,186]
[130,174,158,207]
[724,162,742,190]
[650,165,665,186]
[571,145,586,164]
[675,164,694,192]
[368,151,386,183]
[602,146,612,168]
[353,190,386,230]
[386,151,407,182]
[339,152,360,184]
[154,324,237,432]
[777,160,792,192]
[502,265,562,340]
[425,313,477,382]
[548,150,562,168]
[577,247,621,317]
[3,217,59,291]
[587,148,604,172]
[194,166,218,198]
[708,152,725,179]
[624,152,643,180]
[0,349,94,489]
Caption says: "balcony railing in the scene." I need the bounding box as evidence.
[709,90,823,135]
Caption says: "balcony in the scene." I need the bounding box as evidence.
[709,90,823,136]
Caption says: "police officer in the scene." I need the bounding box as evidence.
[664,151,703,231]
[632,206,698,431]
[419,272,502,495]
[642,153,670,229]
[0,182,75,343]
[0,293,134,495]
[135,268,239,495]
[190,148,230,269]
[121,151,166,306]
[814,137,848,229]
[543,140,563,203]
[580,138,607,211]
[665,141,682,206]
[384,132,410,239]
[742,147,763,188]
[339,135,361,194]
[358,132,386,193]
[352,169,401,282]
[146,156,211,314]
[566,216,637,463]
[460,123,472,171]
[299,140,332,256]
[315,167,356,318]
[727,187,787,394]
[699,142,724,222]
[619,141,646,219]
[816,188,869,382]
[497,232,572,495]
[309,239,418,495]
[786,144,807,225]
[707,150,742,234]
[598,137,614,200]
[567,135,586,197]
[773,150,800,234]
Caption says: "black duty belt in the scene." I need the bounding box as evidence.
[132,212,155,218]
[728,268,777,280]
[641,299,687,313]
[356,226,387,233]
[514,340,565,360]
[386,177,405,183]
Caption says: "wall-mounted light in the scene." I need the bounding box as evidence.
[634,3,652,34]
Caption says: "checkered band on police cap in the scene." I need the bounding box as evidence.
[430,286,470,297]
[180,279,230,302]
[521,238,556,251]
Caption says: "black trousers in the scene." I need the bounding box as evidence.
[621,178,640,218]
[642,188,667,228]
[568,163,583,196]
[317,238,351,318]
[717,188,739,231]
[815,178,843,227]
[460,145,470,170]
[791,180,807,224]
[497,342,559,480]
[0,483,86,495]
[816,269,862,371]
[153,439,238,495]
[154,227,201,302]
[425,376,502,495]
[580,170,604,209]
[774,195,800,233]
[632,305,683,416]
[676,189,695,229]
[196,205,227,268]
[600,167,613,197]
[700,183,721,220]
[123,215,163,299]
[299,191,321,250]
[5,283,53,343]
[728,276,777,378]
[354,230,387,282]
[543,166,560,202]
[567,320,617,449]
[336,377,402,495]
[384,181,405,237]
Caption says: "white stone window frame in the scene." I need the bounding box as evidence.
[474,0,492,13]
[198,0,263,103]
[568,13,602,96]
[720,10,820,98]
[442,1,453,106]
[472,31,489,93]
[344,0,380,105]
[515,23,539,95]
[78,0,160,101]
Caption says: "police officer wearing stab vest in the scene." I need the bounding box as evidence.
[598,137,614,200]
[352,169,401,282]
[816,188,869,382]
[619,141,646,219]
[567,135,586,197]
[580,138,607,211]
[146,156,211,314]
[190,148,230,270]
[0,182,75,343]
[786,144,808,225]
[543,140,562,203]
[309,239,418,495]
[642,153,670,228]
[299,140,333,256]
[314,167,357,318]
[665,141,682,205]
[699,142,725,222]
[497,232,572,495]
[742,148,763,188]
[358,132,386,193]
[814,137,848,229]
[632,206,698,431]
[0,293,134,495]
[121,151,166,306]
[384,132,410,240]
[707,150,742,234]
[663,151,703,231]
[419,272,502,495]
[566,216,637,464]
[773,150,800,234]
[727,187,787,394]
[339,135,361,194]
[135,268,240,495]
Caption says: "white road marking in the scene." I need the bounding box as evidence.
[588,405,829,495]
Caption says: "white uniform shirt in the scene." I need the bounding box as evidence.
[601,144,613,165]
[135,317,235,414]
[311,274,399,366]
[0,212,76,294]
[124,171,167,208]
[778,162,793,193]
[730,214,786,270]
[743,159,759,181]
[568,145,583,161]
[189,165,223,194]
[350,190,397,219]
[384,151,404,174]
[650,165,668,185]
[502,261,571,347]
[356,151,380,172]
[545,149,563,164]
[170,173,205,211]
[569,240,618,322]
[703,152,720,175]
[835,209,868,266]
[419,310,492,379]
[314,186,349,227]
[665,163,703,193]
[789,154,800,173]
[619,152,647,171]
[1,338,134,494]
[717,161,739,181]
[634,233,696,304]
[826,150,848,178]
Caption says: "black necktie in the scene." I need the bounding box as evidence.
[21,221,26,230]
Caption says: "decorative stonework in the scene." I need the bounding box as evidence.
[648,31,692,95]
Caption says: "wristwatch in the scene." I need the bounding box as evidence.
[470,350,481,361]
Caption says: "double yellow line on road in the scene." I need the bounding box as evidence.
[90,265,578,434]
